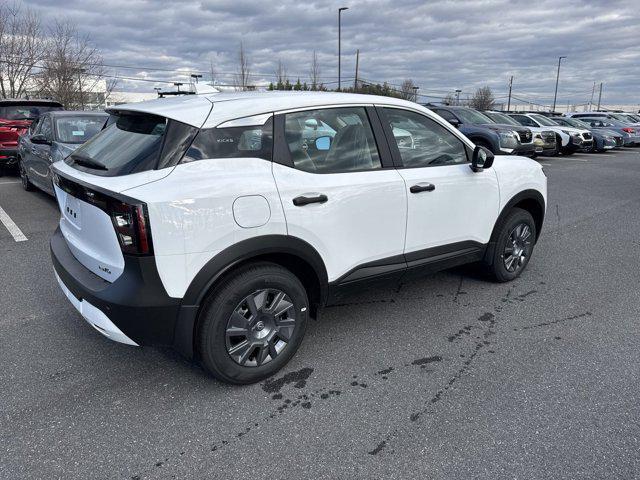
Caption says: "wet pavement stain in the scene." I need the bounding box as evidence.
[513,311,592,332]
[262,367,314,393]
[411,356,443,366]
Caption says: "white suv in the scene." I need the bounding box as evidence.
[50,92,547,384]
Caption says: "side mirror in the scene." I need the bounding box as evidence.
[448,118,461,128]
[471,145,494,172]
[31,134,51,145]
[315,136,331,151]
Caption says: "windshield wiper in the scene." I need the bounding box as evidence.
[70,153,108,170]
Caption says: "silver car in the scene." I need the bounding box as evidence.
[577,117,640,146]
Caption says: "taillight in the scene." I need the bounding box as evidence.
[622,128,635,134]
[53,172,153,255]
[109,201,152,255]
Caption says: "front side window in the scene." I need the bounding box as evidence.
[183,118,272,163]
[384,108,468,168]
[284,107,381,173]
[55,116,107,144]
[39,116,53,140]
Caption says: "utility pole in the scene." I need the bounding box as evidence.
[507,75,513,111]
[552,55,566,112]
[412,86,419,102]
[338,7,349,91]
[596,82,603,110]
[354,49,359,92]
[455,89,461,106]
[589,81,596,110]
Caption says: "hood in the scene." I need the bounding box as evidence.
[597,129,622,138]
[479,123,520,133]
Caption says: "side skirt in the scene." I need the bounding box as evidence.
[326,241,486,304]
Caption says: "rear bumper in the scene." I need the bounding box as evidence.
[50,226,182,348]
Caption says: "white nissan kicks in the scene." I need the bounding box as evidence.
[51,92,547,384]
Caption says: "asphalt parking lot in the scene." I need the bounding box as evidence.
[2,149,640,479]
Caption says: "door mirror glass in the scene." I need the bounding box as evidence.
[471,145,494,172]
[315,136,331,151]
[448,118,461,128]
[31,133,51,145]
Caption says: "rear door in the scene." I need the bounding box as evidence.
[378,107,500,264]
[272,106,407,284]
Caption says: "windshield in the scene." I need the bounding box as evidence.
[564,118,590,129]
[454,109,494,125]
[530,114,559,127]
[66,113,197,176]
[484,112,521,126]
[55,116,107,144]
[0,104,62,120]
[613,113,638,123]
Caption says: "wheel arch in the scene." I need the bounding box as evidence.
[173,235,328,359]
[483,189,546,264]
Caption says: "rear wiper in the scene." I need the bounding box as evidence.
[70,153,107,170]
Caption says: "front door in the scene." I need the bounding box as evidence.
[379,107,500,262]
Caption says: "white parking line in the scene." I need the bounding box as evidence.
[0,180,20,185]
[0,205,27,242]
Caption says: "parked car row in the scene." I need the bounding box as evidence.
[0,98,108,195]
[424,103,639,158]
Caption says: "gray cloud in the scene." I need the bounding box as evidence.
[22,0,640,107]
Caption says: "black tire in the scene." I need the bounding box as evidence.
[18,158,34,191]
[197,262,309,384]
[483,208,536,282]
[552,135,562,156]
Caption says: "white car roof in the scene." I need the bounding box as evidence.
[107,91,429,129]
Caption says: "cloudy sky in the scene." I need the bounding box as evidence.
[22,0,640,107]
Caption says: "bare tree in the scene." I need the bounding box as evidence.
[309,50,321,91]
[34,20,105,109]
[0,2,45,98]
[399,79,417,101]
[274,58,287,89]
[234,41,251,91]
[469,86,495,111]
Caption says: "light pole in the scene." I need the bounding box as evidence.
[412,86,419,102]
[338,7,348,91]
[552,56,566,112]
[455,89,462,106]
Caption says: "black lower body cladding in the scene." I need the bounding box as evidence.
[50,227,181,347]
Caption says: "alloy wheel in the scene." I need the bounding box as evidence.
[225,289,296,367]
[503,222,533,273]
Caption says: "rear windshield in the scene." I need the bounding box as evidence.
[66,113,197,176]
[55,116,107,144]
[0,104,62,120]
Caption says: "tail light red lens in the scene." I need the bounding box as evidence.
[109,201,152,255]
[53,172,153,256]
[622,128,635,134]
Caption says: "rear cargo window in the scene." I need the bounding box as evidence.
[65,113,197,176]
[182,117,273,162]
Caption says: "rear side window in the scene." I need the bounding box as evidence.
[284,107,381,173]
[65,113,198,176]
[182,118,273,162]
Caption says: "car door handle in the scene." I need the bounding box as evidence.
[410,183,436,193]
[293,194,328,206]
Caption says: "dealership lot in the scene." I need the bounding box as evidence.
[2,150,640,479]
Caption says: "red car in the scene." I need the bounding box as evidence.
[0,99,64,173]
